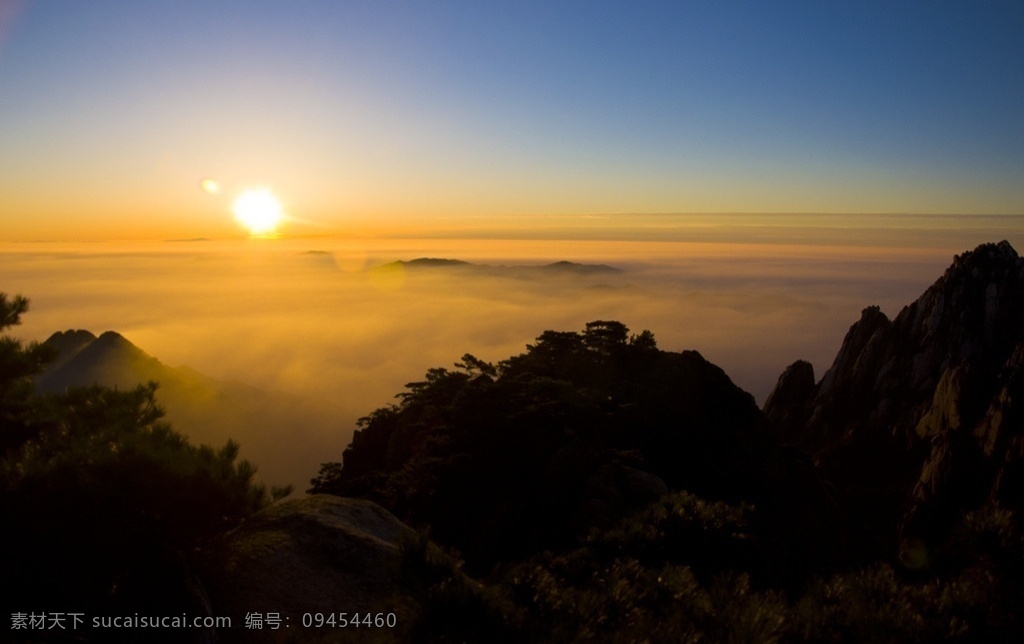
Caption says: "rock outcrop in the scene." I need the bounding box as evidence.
[763,359,817,442]
[766,241,1024,558]
[202,495,413,642]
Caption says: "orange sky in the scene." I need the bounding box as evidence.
[2,3,1022,242]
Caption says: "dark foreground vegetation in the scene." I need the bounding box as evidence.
[0,293,289,642]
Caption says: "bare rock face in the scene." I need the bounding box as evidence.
[763,359,817,443]
[812,241,1023,444]
[766,241,1024,557]
[202,495,413,642]
[816,306,892,401]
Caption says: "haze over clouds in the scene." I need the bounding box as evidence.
[6,218,1021,488]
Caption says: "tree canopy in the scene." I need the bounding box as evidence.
[310,321,825,574]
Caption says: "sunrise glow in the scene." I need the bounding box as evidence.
[233,189,284,237]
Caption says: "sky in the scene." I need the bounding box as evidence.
[1,1,1023,241]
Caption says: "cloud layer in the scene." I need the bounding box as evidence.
[0,235,986,488]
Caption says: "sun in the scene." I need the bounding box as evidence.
[233,189,284,236]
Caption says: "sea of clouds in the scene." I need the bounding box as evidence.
[4,221,1019,488]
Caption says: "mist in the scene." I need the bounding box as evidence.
[0,231,999,489]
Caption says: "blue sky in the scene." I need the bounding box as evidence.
[1,1,1022,239]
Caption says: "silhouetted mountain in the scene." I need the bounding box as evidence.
[299,249,340,269]
[35,330,321,489]
[36,328,97,373]
[394,257,472,268]
[37,330,206,395]
[313,321,850,581]
[762,358,815,439]
[374,257,621,278]
[766,240,1024,563]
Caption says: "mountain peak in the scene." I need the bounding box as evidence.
[951,239,1019,267]
[766,240,1024,557]
[403,258,471,268]
[41,329,99,373]
[95,330,133,347]
[36,330,158,394]
[911,240,1023,362]
[47,328,97,342]
[939,239,1022,286]
[796,241,1024,441]
[541,260,620,274]
[44,329,98,351]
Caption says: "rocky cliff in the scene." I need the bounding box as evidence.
[766,240,1024,561]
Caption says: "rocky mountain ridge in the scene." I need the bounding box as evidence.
[766,240,1024,560]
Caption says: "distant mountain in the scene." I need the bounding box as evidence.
[36,328,97,374]
[393,257,472,269]
[373,257,621,277]
[540,259,620,274]
[37,330,212,396]
[765,240,1024,562]
[298,249,340,269]
[35,331,323,490]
